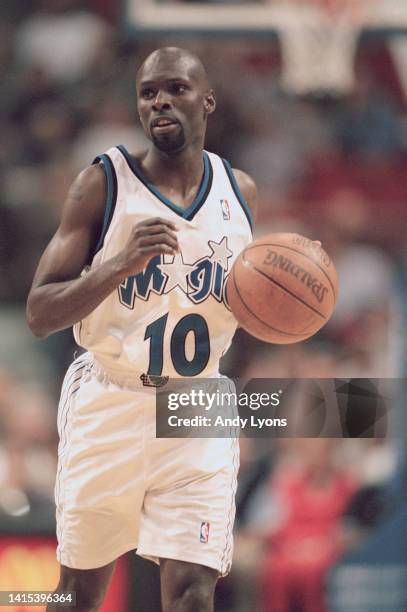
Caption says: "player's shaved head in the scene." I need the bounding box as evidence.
[137,47,210,90]
[136,46,216,153]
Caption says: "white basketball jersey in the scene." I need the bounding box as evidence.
[73,145,253,379]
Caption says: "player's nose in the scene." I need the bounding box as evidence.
[152,90,171,111]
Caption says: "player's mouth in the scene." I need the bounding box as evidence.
[151,116,180,134]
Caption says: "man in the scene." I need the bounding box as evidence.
[27,47,258,611]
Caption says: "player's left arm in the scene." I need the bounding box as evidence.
[233,169,259,226]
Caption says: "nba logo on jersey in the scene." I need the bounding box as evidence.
[200,521,210,543]
[220,199,231,220]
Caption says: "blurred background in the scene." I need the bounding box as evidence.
[1,0,407,610]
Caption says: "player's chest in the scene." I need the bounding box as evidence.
[111,193,251,307]
[119,188,249,260]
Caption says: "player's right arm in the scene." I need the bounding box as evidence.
[26,164,178,339]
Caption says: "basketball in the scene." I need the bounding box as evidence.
[227,233,338,344]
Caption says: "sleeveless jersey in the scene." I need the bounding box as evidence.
[73,145,253,379]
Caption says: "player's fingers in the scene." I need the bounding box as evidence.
[138,233,179,250]
[141,217,178,231]
[137,224,179,240]
[139,244,176,256]
[313,240,322,247]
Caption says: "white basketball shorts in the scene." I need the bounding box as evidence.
[55,353,239,575]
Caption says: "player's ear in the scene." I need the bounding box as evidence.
[204,90,216,116]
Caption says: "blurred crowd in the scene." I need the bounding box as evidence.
[1,0,407,610]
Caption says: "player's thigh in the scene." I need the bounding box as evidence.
[50,562,116,610]
[160,558,219,612]
[56,357,148,569]
[138,437,239,576]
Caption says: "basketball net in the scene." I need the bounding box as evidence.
[277,0,366,95]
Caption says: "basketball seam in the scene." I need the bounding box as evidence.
[243,243,337,300]
[242,257,326,320]
[232,266,311,337]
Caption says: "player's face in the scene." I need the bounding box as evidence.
[137,58,214,154]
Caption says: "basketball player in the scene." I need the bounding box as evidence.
[27,47,258,612]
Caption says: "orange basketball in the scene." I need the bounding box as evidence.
[227,233,338,344]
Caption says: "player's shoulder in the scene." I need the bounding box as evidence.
[75,162,106,192]
[232,168,258,224]
[62,162,106,228]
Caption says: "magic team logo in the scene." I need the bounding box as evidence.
[118,237,233,309]
[200,521,210,543]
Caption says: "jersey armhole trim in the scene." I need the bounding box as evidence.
[91,153,118,256]
[221,158,253,233]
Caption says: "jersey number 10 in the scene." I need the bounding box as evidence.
[144,313,210,376]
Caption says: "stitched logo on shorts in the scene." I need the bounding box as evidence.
[200,521,210,543]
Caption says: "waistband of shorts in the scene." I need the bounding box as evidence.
[90,359,164,389]
[89,355,220,390]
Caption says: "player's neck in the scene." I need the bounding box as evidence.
[140,145,205,197]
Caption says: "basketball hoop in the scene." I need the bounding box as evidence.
[125,0,407,96]
[271,0,365,95]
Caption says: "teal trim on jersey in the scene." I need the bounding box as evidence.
[117,144,213,220]
[221,158,253,233]
[92,153,117,255]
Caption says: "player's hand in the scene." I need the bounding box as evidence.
[115,217,179,277]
